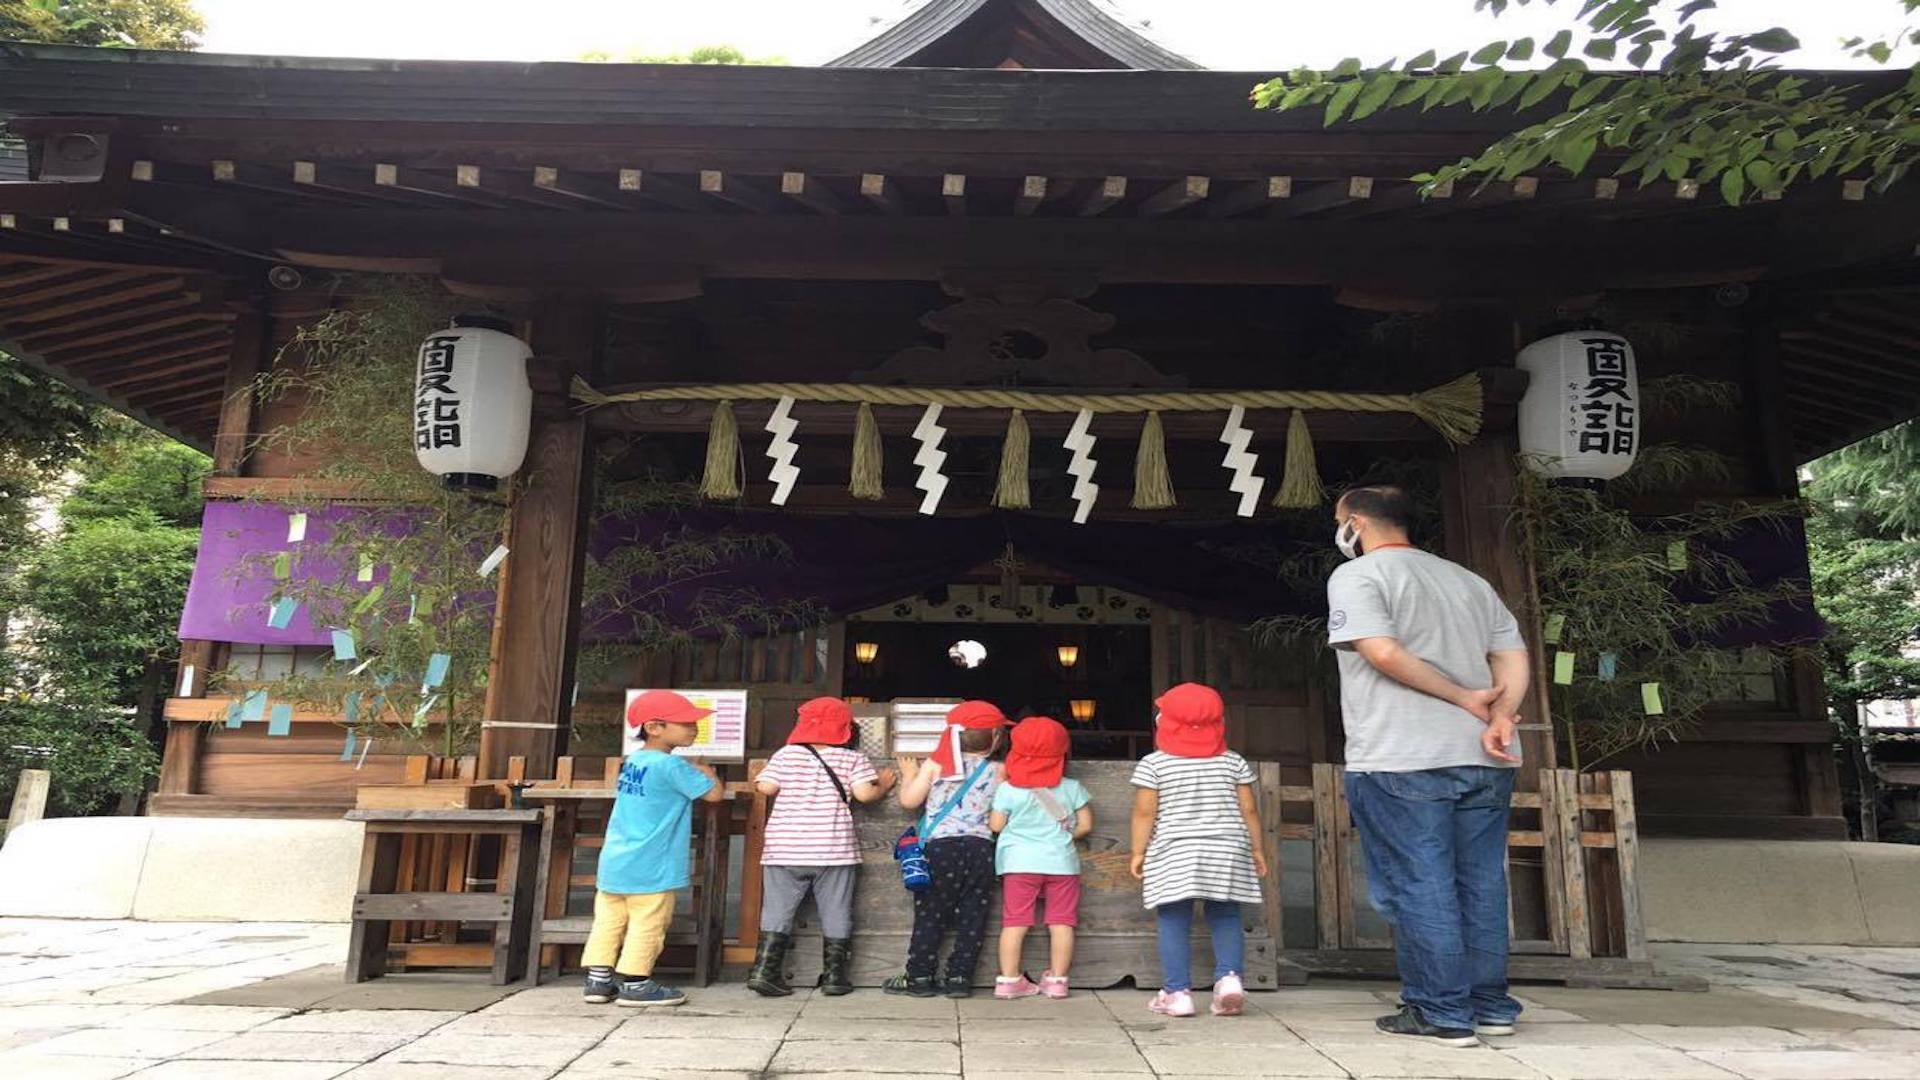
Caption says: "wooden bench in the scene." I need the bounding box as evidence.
[344,808,542,985]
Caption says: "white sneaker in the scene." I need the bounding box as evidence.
[1148,988,1196,1017]
[1210,972,1245,1016]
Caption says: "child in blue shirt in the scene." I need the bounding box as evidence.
[583,690,724,1007]
[989,716,1092,999]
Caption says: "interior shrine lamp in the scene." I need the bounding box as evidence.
[412,315,533,491]
[1515,330,1640,483]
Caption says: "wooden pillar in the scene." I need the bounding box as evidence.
[159,299,269,800]
[478,297,598,781]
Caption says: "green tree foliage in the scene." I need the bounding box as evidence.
[0,426,204,816]
[1806,420,1920,539]
[1253,0,1920,203]
[0,0,202,49]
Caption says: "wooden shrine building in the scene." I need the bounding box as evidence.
[5,0,1920,864]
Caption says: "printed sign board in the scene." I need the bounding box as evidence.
[622,688,749,762]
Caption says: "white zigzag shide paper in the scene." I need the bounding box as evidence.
[764,395,800,506]
[911,403,950,516]
[1064,408,1100,524]
[1218,404,1265,518]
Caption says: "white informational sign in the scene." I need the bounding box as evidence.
[623,688,749,762]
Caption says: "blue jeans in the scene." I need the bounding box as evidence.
[1345,766,1522,1030]
[1155,900,1244,992]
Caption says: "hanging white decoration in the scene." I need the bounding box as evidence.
[1064,408,1100,525]
[1217,404,1265,517]
[763,395,800,506]
[911,403,950,516]
[412,315,532,491]
[1516,330,1640,482]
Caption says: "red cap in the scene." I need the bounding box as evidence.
[1154,683,1227,758]
[929,699,1009,776]
[625,689,711,733]
[1006,716,1070,788]
[787,696,854,746]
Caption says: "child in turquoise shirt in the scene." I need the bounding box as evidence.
[584,690,724,1007]
[988,716,1092,999]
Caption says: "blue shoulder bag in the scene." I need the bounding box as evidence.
[892,759,991,892]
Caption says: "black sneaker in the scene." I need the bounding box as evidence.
[881,974,939,998]
[582,971,618,1004]
[1376,1005,1478,1047]
[942,975,974,999]
[616,978,686,1008]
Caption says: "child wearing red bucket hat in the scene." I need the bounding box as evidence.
[988,716,1093,1000]
[883,699,1009,998]
[1129,683,1269,1019]
[583,690,725,1008]
[747,697,898,997]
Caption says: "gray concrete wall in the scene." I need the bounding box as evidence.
[0,817,362,922]
[1641,838,1920,946]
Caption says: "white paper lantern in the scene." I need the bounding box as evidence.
[412,315,532,491]
[1516,330,1640,481]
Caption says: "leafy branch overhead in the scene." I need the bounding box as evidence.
[1252,0,1920,204]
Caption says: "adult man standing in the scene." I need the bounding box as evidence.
[1325,485,1531,1047]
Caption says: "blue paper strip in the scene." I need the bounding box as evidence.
[241,689,268,723]
[267,596,299,630]
[224,698,244,729]
[422,652,451,690]
[339,727,357,761]
[344,690,361,725]
[331,628,358,662]
[1597,652,1619,681]
[268,703,293,736]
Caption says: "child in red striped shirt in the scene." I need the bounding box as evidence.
[748,697,897,997]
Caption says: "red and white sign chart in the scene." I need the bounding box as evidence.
[623,688,749,762]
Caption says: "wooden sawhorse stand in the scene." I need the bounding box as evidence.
[345,808,542,985]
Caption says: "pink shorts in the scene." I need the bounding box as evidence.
[1001,873,1081,928]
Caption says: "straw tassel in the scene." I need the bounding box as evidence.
[699,400,742,500]
[849,402,884,501]
[991,408,1031,510]
[1273,409,1325,508]
[1131,410,1176,509]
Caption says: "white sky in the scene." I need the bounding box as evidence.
[194,0,1910,70]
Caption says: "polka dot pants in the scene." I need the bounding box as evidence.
[905,836,996,981]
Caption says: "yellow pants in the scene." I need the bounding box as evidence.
[582,890,676,976]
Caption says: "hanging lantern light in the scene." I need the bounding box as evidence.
[1069,698,1097,723]
[853,641,880,665]
[1056,644,1081,669]
[413,314,533,492]
[1516,330,1640,482]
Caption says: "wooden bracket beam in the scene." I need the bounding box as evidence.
[1138,175,1210,217]
[781,172,847,215]
[1078,175,1128,217]
[700,170,777,213]
[617,169,707,212]
[942,173,968,216]
[858,173,905,215]
[1014,175,1049,217]
[1207,175,1292,218]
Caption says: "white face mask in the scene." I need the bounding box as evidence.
[1334,519,1362,560]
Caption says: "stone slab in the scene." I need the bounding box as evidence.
[963,1038,1152,1073]
[27,1026,230,1057]
[385,1032,597,1069]
[178,1031,410,1062]
[255,1011,462,1037]
[131,819,363,923]
[1690,1050,1920,1080]
[338,1065,555,1080]
[1515,986,1901,1030]
[0,819,152,919]
[1499,1045,1737,1079]
[0,1053,157,1079]
[771,1037,961,1074]
[1315,1042,1548,1079]
[563,1036,780,1073]
[1140,1043,1346,1076]
[1642,840,1881,946]
[1847,845,1920,946]
[1624,1025,1819,1051]
[129,1062,355,1079]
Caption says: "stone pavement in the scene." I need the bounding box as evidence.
[3,919,1920,1079]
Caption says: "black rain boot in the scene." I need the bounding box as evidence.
[746,931,794,997]
[821,938,855,996]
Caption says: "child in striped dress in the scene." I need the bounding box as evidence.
[1129,682,1268,1018]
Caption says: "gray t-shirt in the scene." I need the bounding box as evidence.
[1326,547,1527,772]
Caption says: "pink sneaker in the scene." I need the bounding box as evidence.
[1040,972,1071,999]
[1210,972,1245,1016]
[994,975,1041,1000]
[1148,988,1196,1017]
